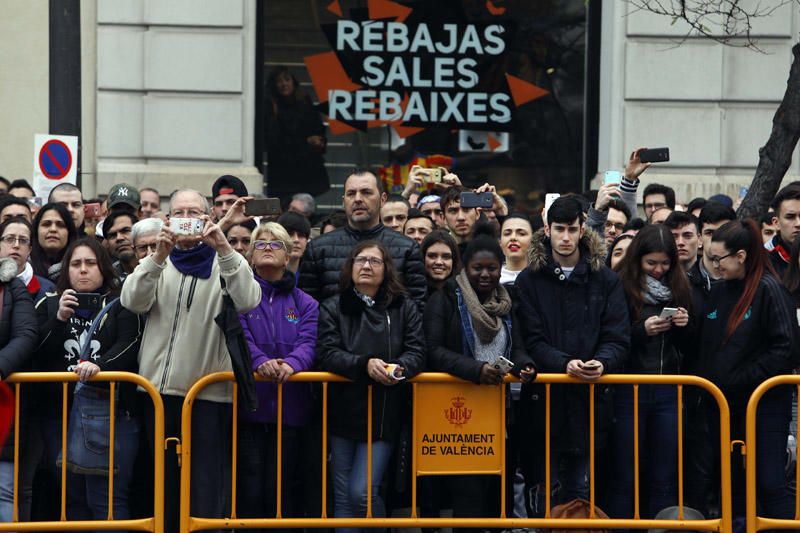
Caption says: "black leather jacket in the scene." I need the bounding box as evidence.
[316,289,425,442]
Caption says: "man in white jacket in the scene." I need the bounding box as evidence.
[121,188,260,533]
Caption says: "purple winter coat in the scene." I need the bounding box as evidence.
[239,272,319,426]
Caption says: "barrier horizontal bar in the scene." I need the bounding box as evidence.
[753,517,800,530]
[188,517,723,531]
[416,470,502,476]
[0,518,155,532]
[181,371,726,387]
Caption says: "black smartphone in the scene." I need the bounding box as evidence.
[75,293,102,311]
[244,198,282,217]
[460,191,494,209]
[639,147,670,163]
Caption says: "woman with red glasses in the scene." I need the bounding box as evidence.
[236,221,319,528]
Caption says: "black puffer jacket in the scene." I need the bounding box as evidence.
[0,260,38,378]
[299,224,427,306]
[0,258,44,462]
[514,229,630,454]
[316,288,425,442]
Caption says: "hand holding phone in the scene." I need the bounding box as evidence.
[420,168,442,184]
[659,307,679,320]
[492,356,514,375]
[75,293,102,311]
[244,198,282,217]
[170,218,204,236]
[638,147,670,164]
[460,191,494,209]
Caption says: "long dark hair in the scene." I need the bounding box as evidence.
[712,219,776,342]
[784,235,800,305]
[339,240,406,306]
[618,224,692,321]
[30,202,77,277]
[55,237,120,296]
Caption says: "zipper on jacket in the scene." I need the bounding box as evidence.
[160,275,187,391]
[268,293,277,340]
[659,335,665,375]
[379,312,391,439]
[186,277,198,310]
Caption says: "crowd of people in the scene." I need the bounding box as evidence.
[0,146,797,531]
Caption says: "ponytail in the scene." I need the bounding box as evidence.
[711,219,776,342]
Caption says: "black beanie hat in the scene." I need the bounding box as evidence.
[212,175,248,199]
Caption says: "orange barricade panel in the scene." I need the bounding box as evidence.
[415,382,503,475]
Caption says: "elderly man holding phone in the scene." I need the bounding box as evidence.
[121,188,261,533]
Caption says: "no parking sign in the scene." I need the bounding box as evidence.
[32,134,78,199]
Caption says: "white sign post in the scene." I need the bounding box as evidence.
[32,134,78,200]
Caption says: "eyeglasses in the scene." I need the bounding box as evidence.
[644,202,666,211]
[0,235,30,246]
[228,238,251,247]
[604,221,625,232]
[170,209,205,218]
[253,240,286,251]
[711,252,735,267]
[354,256,384,267]
[135,242,158,254]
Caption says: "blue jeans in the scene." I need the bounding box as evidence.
[63,383,140,526]
[329,436,393,533]
[0,461,13,522]
[607,385,678,519]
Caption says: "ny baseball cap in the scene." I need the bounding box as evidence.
[107,183,140,209]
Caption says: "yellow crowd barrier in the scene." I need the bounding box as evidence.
[745,375,800,533]
[2,372,165,533]
[180,372,733,533]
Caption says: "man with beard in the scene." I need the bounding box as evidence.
[299,169,426,305]
[102,210,139,280]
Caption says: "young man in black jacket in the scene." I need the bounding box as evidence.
[513,196,630,508]
[299,170,426,306]
[764,183,800,278]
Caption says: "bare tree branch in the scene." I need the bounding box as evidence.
[627,0,796,50]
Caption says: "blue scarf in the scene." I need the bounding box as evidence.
[170,243,216,279]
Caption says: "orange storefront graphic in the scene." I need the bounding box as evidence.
[414,382,504,475]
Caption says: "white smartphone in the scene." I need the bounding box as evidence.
[543,193,560,224]
[492,356,514,375]
[170,217,204,236]
[659,307,679,320]
[384,363,405,381]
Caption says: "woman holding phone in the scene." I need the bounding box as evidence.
[34,237,142,523]
[608,224,692,519]
[316,241,424,532]
[424,222,533,521]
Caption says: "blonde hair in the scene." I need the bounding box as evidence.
[250,221,293,259]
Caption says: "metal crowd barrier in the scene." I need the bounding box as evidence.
[3,372,165,533]
[180,372,733,533]
[746,375,800,532]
